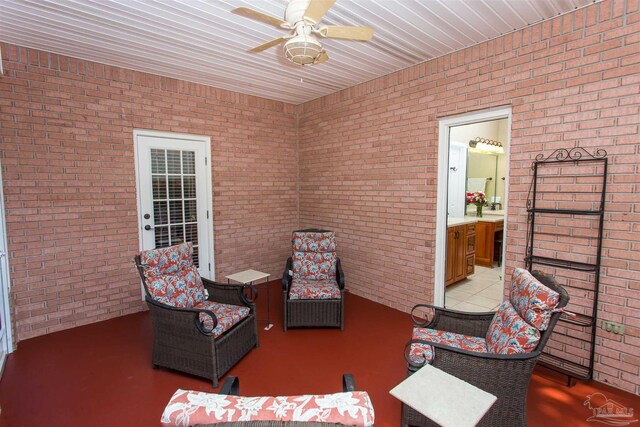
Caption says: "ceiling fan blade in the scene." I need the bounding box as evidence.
[304,0,336,24]
[250,37,287,52]
[315,51,329,64]
[232,7,287,29]
[319,26,374,41]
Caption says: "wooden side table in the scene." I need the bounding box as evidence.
[225,269,272,330]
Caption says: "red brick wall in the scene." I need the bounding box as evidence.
[1,0,638,394]
[298,0,639,393]
[0,43,298,341]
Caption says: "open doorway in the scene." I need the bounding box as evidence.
[445,120,508,311]
[434,108,511,309]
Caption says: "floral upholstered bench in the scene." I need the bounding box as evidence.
[161,375,375,427]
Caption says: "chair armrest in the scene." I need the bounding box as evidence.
[145,296,218,336]
[202,279,257,307]
[404,339,540,370]
[411,304,495,337]
[342,374,356,392]
[220,376,240,395]
[336,258,345,289]
[282,257,293,291]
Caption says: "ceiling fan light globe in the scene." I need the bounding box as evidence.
[284,35,323,65]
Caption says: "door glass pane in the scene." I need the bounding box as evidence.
[182,151,195,174]
[151,149,166,174]
[170,225,184,245]
[154,226,169,248]
[184,200,197,223]
[150,148,200,266]
[152,176,166,200]
[167,150,181,174]
[153,201,168,225]
[169,200,184,224]
[185,223,198,245]
[183,176,196,198]
[168,176,182,199]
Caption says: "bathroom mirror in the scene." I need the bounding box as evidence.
[449,119,508,213]
[467,151,505,209]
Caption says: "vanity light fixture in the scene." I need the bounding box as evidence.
[469,137,504,154]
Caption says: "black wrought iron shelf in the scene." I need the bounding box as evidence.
[524,256,597,272]
[538,353,590,381]
[527,208,603,215]
[561,312,594,327]
[525,147,607,385]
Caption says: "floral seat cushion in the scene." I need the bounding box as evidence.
[510,268,560,331]
[139,243,206,309]
[289,278,341,300]
[486,301,541,354]
[409,327,488,365]
[161,389,375,427]
[194,301,250,338]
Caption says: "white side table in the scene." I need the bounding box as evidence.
[225,269,272,330]
[390,364,497,427]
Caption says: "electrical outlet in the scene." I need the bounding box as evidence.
[602,320,625,335]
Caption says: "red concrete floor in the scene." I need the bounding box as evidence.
[0,284,637,426]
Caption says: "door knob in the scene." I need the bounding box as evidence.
[144,225,152,231]
[143,213,151,219]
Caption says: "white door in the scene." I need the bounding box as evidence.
[134,130,214,279]
[447,141,468,218]
[0,160,14,374]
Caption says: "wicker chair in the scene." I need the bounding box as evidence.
[282,229,345,331]
[161,374,374,426]
[135,243,258,388]
[402,269,570,427]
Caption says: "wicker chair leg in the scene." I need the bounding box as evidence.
[283,292,288,332]
[340,295,344,331]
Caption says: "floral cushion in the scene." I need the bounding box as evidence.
[486,301,541,354]
[510,268,560,331]
[292,251,337,280]
[139,243,206,308]
[194,301,250,338]
[289,278,341,300]
[161,389,375,427]
[292,231,336,253]
[409,327,488,365]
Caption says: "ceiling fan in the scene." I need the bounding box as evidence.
[233,0,374,66]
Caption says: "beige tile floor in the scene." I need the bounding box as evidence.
[445,265,504,312]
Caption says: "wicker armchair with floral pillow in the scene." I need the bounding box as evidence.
[402,269,570,427]
[135,243,258,388]
[282,229,345,331]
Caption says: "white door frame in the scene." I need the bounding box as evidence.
[434,107,512,306]
[0,160,14,363]
[133,129,215,280]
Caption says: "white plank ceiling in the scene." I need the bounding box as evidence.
[0,0,596,104]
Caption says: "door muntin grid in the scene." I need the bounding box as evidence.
[150,148,200,267]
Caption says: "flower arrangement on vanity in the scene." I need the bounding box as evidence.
[466,191,487,217]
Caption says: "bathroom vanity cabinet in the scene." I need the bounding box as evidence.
[446,222,476,286]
